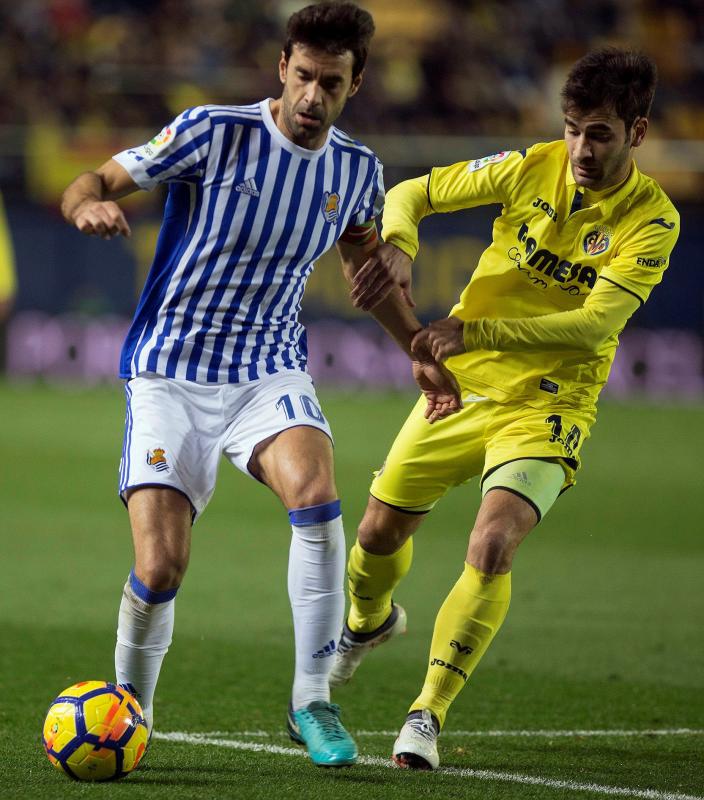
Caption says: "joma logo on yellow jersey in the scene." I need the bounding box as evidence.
[532,196,558,224]
[517,223,597,290]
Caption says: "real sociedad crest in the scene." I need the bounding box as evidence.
[146,448,170,472]
[583,226,612,256]
[321,191,340,223]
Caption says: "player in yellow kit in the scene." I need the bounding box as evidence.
[328,48,680,769]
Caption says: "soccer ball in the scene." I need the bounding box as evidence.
[42,681,148,781]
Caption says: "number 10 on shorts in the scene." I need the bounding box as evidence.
[276,393,326,423]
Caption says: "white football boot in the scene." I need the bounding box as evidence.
[329,604,407,688]
[392,709,440,770]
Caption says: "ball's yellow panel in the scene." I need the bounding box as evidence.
[43,680,149,781]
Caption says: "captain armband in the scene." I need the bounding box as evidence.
[339,219,379,246]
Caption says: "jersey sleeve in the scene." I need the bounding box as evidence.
[462,279,641,353]
[347,157,385,226]
[599,209,680,305]
[428,149,525,212]
[112,106,212,191]
[381,176,432,259]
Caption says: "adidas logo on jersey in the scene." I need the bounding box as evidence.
[235,177,260,197]
[312,639,336,659]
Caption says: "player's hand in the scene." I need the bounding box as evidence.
[73,200,131,240]
[411,330,463,423]
[413,316,465,362]
[412,359,463,424]
[350,242,414,310]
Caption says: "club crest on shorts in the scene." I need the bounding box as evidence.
[583,225,612,256]
[321,191,340,223]
[146,448,170,472]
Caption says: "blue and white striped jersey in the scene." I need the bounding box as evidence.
[113,99,384,383]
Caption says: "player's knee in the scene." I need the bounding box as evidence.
[284,471,338,511]
[468,525,520,574]
[135,557,187,593]
[357,512,409,556]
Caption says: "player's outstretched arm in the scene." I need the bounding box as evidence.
[61,159,139,239]
[414,280,643,362]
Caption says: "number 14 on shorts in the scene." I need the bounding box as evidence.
[276,393,326,423]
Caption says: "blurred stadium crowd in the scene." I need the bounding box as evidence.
[1,0,703,140]
[1,1,702,391]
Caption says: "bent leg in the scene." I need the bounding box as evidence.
[411,460,565,729]
[115,487,192,730]
[346,496,424,633]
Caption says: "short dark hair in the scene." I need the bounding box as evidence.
[561,47,657,131]
[283,2,375,79]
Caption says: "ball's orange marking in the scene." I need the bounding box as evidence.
[96,699,121,744]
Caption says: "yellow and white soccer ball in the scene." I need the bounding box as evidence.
[42,681,148,781]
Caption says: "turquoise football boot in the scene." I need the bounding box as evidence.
[287,700,358,767]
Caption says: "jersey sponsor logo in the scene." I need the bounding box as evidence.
[513,223,597,296]
[648,217,675,230]
[321,191,340,223]
[583,226,612,256]
[532,196,558,224]
[636,256,667,268]
[235,177,260,197]
[146,447,170,472]
[467,151,511,173]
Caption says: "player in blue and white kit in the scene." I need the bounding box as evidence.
[61,3,459,767]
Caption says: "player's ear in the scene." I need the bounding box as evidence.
[279,51,288,84]
[347,70,364,99]
[630,117,648,148]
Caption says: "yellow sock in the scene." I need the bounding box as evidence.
[346,538,413,633]
[410,562,511,728]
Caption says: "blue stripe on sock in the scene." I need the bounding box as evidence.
[129,569,178,604]
[288,500,341,526]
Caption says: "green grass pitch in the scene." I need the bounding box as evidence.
[1,381,702,799]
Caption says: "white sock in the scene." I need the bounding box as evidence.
[288,501,346,710]
[115,570,177,732]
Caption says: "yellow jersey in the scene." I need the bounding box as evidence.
[383,141,680,411]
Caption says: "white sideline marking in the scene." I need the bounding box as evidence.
[357,728,704,738]
[154,731,704,800]
[186,727,704,739]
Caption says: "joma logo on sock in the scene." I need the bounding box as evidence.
[450,639,473,655]
[430,658,469,682]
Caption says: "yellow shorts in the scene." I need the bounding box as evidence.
[370,394,595,511]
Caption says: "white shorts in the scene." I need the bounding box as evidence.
[118,370,333,518]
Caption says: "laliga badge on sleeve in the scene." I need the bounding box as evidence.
[142,125,175,157]
[467,151,511,173]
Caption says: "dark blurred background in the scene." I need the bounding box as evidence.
[0,0,702,395]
